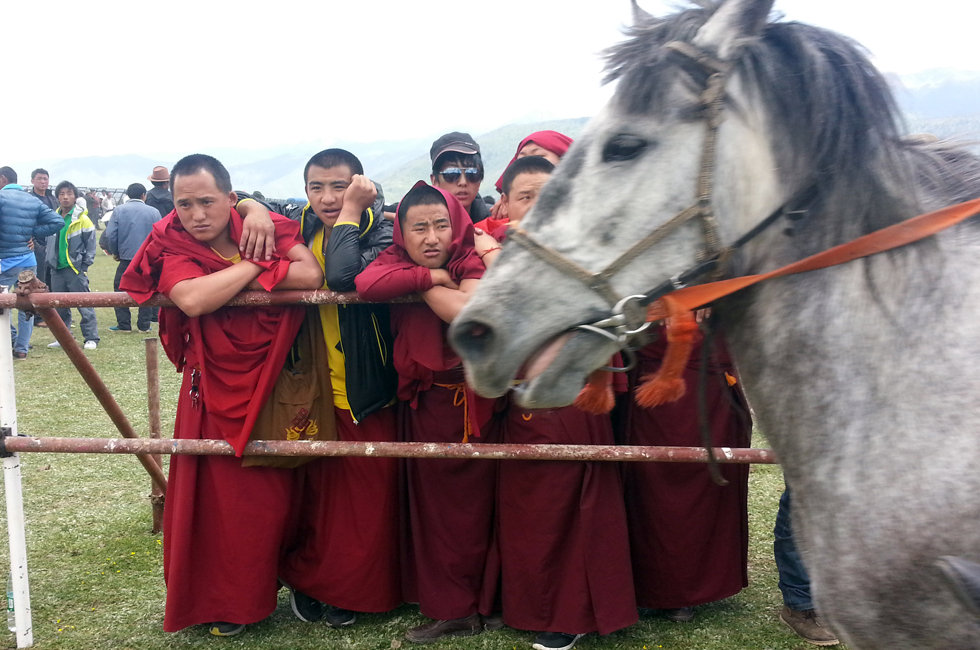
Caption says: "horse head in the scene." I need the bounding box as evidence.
[452,0,792,407]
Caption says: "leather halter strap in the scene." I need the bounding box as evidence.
[507,40,735,326]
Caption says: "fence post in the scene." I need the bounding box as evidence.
[143,338,164,534]
[0,301,33,648]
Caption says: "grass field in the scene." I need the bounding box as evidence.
[0,250,827,649]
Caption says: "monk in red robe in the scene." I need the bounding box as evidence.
[237,148,403,627]
[619,324,752,623]
[356,182,502,644]
[478,157,638,650]
[120,154,324,637]
[479,130,574,235]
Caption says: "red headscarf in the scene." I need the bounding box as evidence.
[121,209,307,454]
[356,182,488,420]
[493,130,573,193]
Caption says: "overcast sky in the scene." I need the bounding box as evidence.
[4,0,978,168]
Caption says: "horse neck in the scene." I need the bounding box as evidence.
[718,231,979,480]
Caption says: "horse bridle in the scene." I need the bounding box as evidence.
[506,39,773,354]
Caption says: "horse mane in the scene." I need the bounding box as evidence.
[604,3,980,256]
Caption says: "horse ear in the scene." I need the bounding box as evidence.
[630,0,657,26]
[693,0,774,60]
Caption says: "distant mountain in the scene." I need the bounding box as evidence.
[890,68,980,121]
[16,71,979,201]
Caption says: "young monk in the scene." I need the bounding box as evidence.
[480,129,573,232]
[356,182,502,644]
[120,154,324,637]
[478,156,638,650]
[237,149,401,627]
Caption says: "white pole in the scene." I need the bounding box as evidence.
[0,296,33,647]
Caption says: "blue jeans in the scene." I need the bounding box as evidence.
[774,487,814,610]
[0,264,36,354]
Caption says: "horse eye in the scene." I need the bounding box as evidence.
[602,134,647,162]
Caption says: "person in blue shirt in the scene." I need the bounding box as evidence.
[0,166,64,359]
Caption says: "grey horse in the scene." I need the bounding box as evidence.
[449,1,980,647]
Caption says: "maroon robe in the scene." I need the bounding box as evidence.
[278,407,401,612]
[498,404,638,634]
[620,329,752,609]
[357,183,501,620]
[121,209,311,631]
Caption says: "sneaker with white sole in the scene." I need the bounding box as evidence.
[209,621,245,637]
[532,632,585,650]
[83,340,97,350]
[285,583,324,623]
[323,605,356,628]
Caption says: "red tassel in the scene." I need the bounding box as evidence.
[635,295,699,408]
[574,368,615,414]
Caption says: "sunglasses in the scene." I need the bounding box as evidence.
[438,167,483,183]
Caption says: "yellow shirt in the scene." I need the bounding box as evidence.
[210,248,242,264]
[310,227,350,411]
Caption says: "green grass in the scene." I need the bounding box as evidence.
[0,251,826,649]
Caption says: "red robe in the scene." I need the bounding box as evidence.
[479,218,635,633]
[619,329,752,609]
[498,404,638,635]
[357,183,501,620]
[121,209,310,631]
[278,407,401,612]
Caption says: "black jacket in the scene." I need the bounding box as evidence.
[237,187,397,422]
[146,186,174,217]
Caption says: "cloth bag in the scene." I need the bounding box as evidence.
[244,308,337,468]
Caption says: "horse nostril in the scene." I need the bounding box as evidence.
[466,323,489,339]
[450,319,497,361]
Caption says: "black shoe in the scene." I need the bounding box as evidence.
[532,632,585,650]
[12,351,27,360]
[323,605,356,628]
[287,586,324,623]
[665,606,695,622]
[483,613,505,631]
[209,621,245,637]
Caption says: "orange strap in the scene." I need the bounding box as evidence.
[648,197,980,317]
[626,198,980,411]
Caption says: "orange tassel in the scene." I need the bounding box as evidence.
[635,295,699,408]
[574,368,615,414]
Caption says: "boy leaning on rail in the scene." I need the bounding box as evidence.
[119,153,324,637]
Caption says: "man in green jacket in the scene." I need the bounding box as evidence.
[46,180,100,350]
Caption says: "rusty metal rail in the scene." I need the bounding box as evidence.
[0,436,778,463]
[1,289,397,309]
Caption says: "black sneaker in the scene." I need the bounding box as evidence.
[532,632,585,650]
[665,606,695,622]
[323,605,356,628]
[209,621,245,637]
[287,586,324,623]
